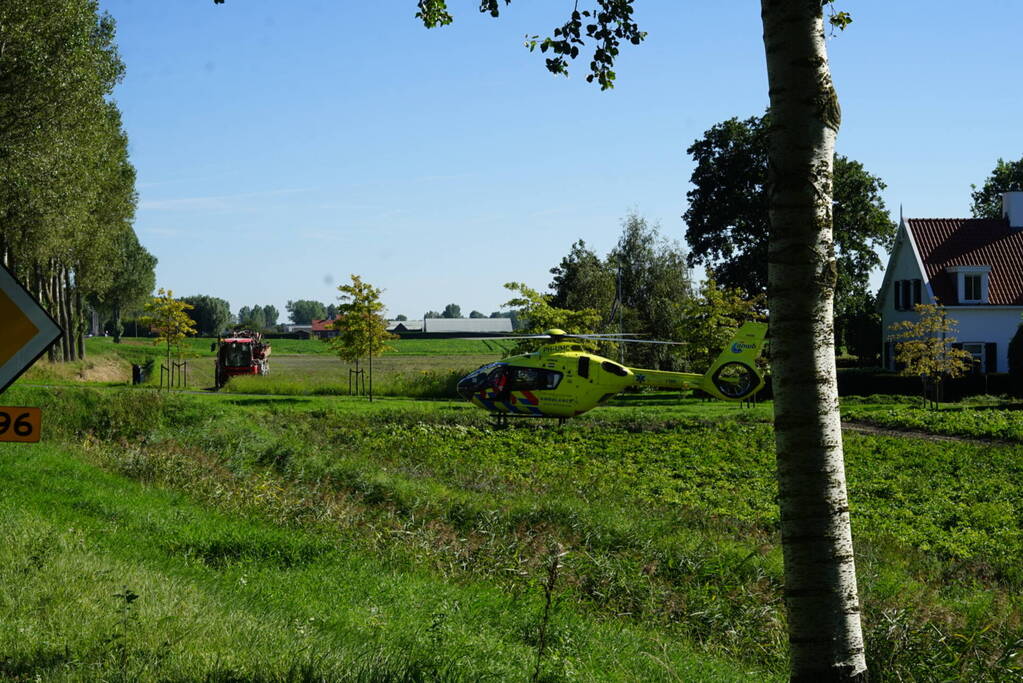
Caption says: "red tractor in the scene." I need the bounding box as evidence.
[213,331,271,389]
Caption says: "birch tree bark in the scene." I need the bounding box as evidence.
[760,2,866,680]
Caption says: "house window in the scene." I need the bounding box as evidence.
[947,266,990,304]
[893,279,922,310]
[963,274,982,301]
[962,342,985,373]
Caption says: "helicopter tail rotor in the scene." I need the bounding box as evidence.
[700,322,768,401]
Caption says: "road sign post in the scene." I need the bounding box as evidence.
[0,264,62,443]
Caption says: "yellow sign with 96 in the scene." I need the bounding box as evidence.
[0,406,41,443]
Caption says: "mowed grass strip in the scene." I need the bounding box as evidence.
[0,443,767,682]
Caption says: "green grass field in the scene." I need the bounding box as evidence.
[84,336,506,357]
[3,384,1023,680]
[19,336,502,394]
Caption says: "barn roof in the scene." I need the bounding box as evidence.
[310,318,337,332]
[421,318,513,333]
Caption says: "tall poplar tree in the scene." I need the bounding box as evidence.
[0,0,144,361]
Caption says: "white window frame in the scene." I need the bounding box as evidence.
[946,265,991,304]
[962,342,985,373]
[963,274,982,301]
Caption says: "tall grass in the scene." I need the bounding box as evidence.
[1,406,764,681]
[224,368,468,398]
[6,386,1023,679]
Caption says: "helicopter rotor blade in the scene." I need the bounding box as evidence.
[456,335,551,341]
[588,337,685,345]
[562,333,649,338]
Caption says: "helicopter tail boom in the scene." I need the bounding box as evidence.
[630,369,704,391]
[629,322,768,400]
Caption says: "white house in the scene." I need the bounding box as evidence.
[878,192,1023,373]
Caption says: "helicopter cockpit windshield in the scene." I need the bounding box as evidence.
[457,363,563,401]
[456,363,503,399]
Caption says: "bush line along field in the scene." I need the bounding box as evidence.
[3,385,1023,680]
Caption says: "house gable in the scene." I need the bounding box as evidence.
[877,219,928,313]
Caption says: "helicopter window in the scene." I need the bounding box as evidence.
[578,356,590,379]
[463,364,502,390]
[504,366,562,391]
[601,361,629,377]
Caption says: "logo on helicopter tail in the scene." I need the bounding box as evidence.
[731,341,757,354]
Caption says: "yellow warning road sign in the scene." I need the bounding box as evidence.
[0,264,62,394]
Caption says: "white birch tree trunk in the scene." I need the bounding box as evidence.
[760,2,867,680]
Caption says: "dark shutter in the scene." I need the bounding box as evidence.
[913,279,922,306]
[894,281,903,310]
[985,343,997,373]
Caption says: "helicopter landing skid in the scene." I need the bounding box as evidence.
[489,412,567,429]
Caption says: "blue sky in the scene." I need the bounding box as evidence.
[101,0,1023,321]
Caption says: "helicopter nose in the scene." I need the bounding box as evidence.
[456,374,479,401]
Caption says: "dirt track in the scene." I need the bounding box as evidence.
[842,420,1012,447]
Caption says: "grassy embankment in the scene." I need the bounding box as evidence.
[3,385,1023,680]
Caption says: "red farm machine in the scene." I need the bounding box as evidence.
[213,331,271,389]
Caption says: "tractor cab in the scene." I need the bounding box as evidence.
[214,331,270,388]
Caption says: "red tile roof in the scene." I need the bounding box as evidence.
[906,218,1023,305]
[310,318,337,332]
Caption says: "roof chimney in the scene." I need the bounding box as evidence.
[1002,191,1023,229]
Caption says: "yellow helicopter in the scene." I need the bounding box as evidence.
[456,322,768,424]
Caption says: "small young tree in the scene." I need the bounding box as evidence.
[326,275,396,401]
[888,303,974,408]
[140,288,197,384]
